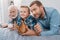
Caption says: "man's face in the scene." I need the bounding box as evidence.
[30,4,42,18]
[20,7,29,19]
[9,7,18,19]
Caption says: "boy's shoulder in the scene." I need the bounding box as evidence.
[25,15,37,27]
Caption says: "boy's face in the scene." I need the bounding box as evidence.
[9,7,18,19]
[20,7,29,19]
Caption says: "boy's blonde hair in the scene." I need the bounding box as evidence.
[20,6,30,14]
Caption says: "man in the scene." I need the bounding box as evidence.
[8,5,20,30]
[29,1,60,36]
[0,5,19,28]
[1,5,20,30]
[21,0,60,36]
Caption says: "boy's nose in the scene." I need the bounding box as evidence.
[21,14,24,16]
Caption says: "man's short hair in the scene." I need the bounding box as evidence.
[30,1,42,7]
[20,6,30,14]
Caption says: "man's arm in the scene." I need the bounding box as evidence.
[40,9,60,36]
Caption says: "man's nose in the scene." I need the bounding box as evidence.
[33,11,36,15]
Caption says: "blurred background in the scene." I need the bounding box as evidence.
[0,0,60,23]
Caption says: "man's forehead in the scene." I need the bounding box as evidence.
[10,8,16,11]
[30,4,38,10]
[10,7,18,11]
[30,4,38,7]
[8,6,17,11]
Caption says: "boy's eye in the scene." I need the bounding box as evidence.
[20,11,23,13]
[20,11,26,13]
[24,11,26,13]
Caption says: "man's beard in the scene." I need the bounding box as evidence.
[10,14,17,19]
[33,12,41,19]
[12,15,17,19]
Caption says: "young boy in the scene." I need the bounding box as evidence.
[16,6,38,36]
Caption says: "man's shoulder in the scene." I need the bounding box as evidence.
[45,7,57,13]
[44,7,60,19]
[44,7,59,16]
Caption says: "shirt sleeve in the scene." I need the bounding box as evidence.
[40,9,60,36]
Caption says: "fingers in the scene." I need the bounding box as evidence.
[34,23,42,34]
[8,24,16,31]
[2,23,8,28]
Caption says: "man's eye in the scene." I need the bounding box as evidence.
[12,11,15,12]
[33,8,36,11]
[10,12,11,13]
[10,12,12,13]
[24,11,26,13]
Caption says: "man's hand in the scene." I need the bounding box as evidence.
[1,23,8,28]
[8,24,16,31]
[34,23,42,35]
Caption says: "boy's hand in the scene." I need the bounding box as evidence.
[21,29,37,36]
[21,26,37,36]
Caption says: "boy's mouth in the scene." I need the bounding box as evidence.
[12,15,15,17]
